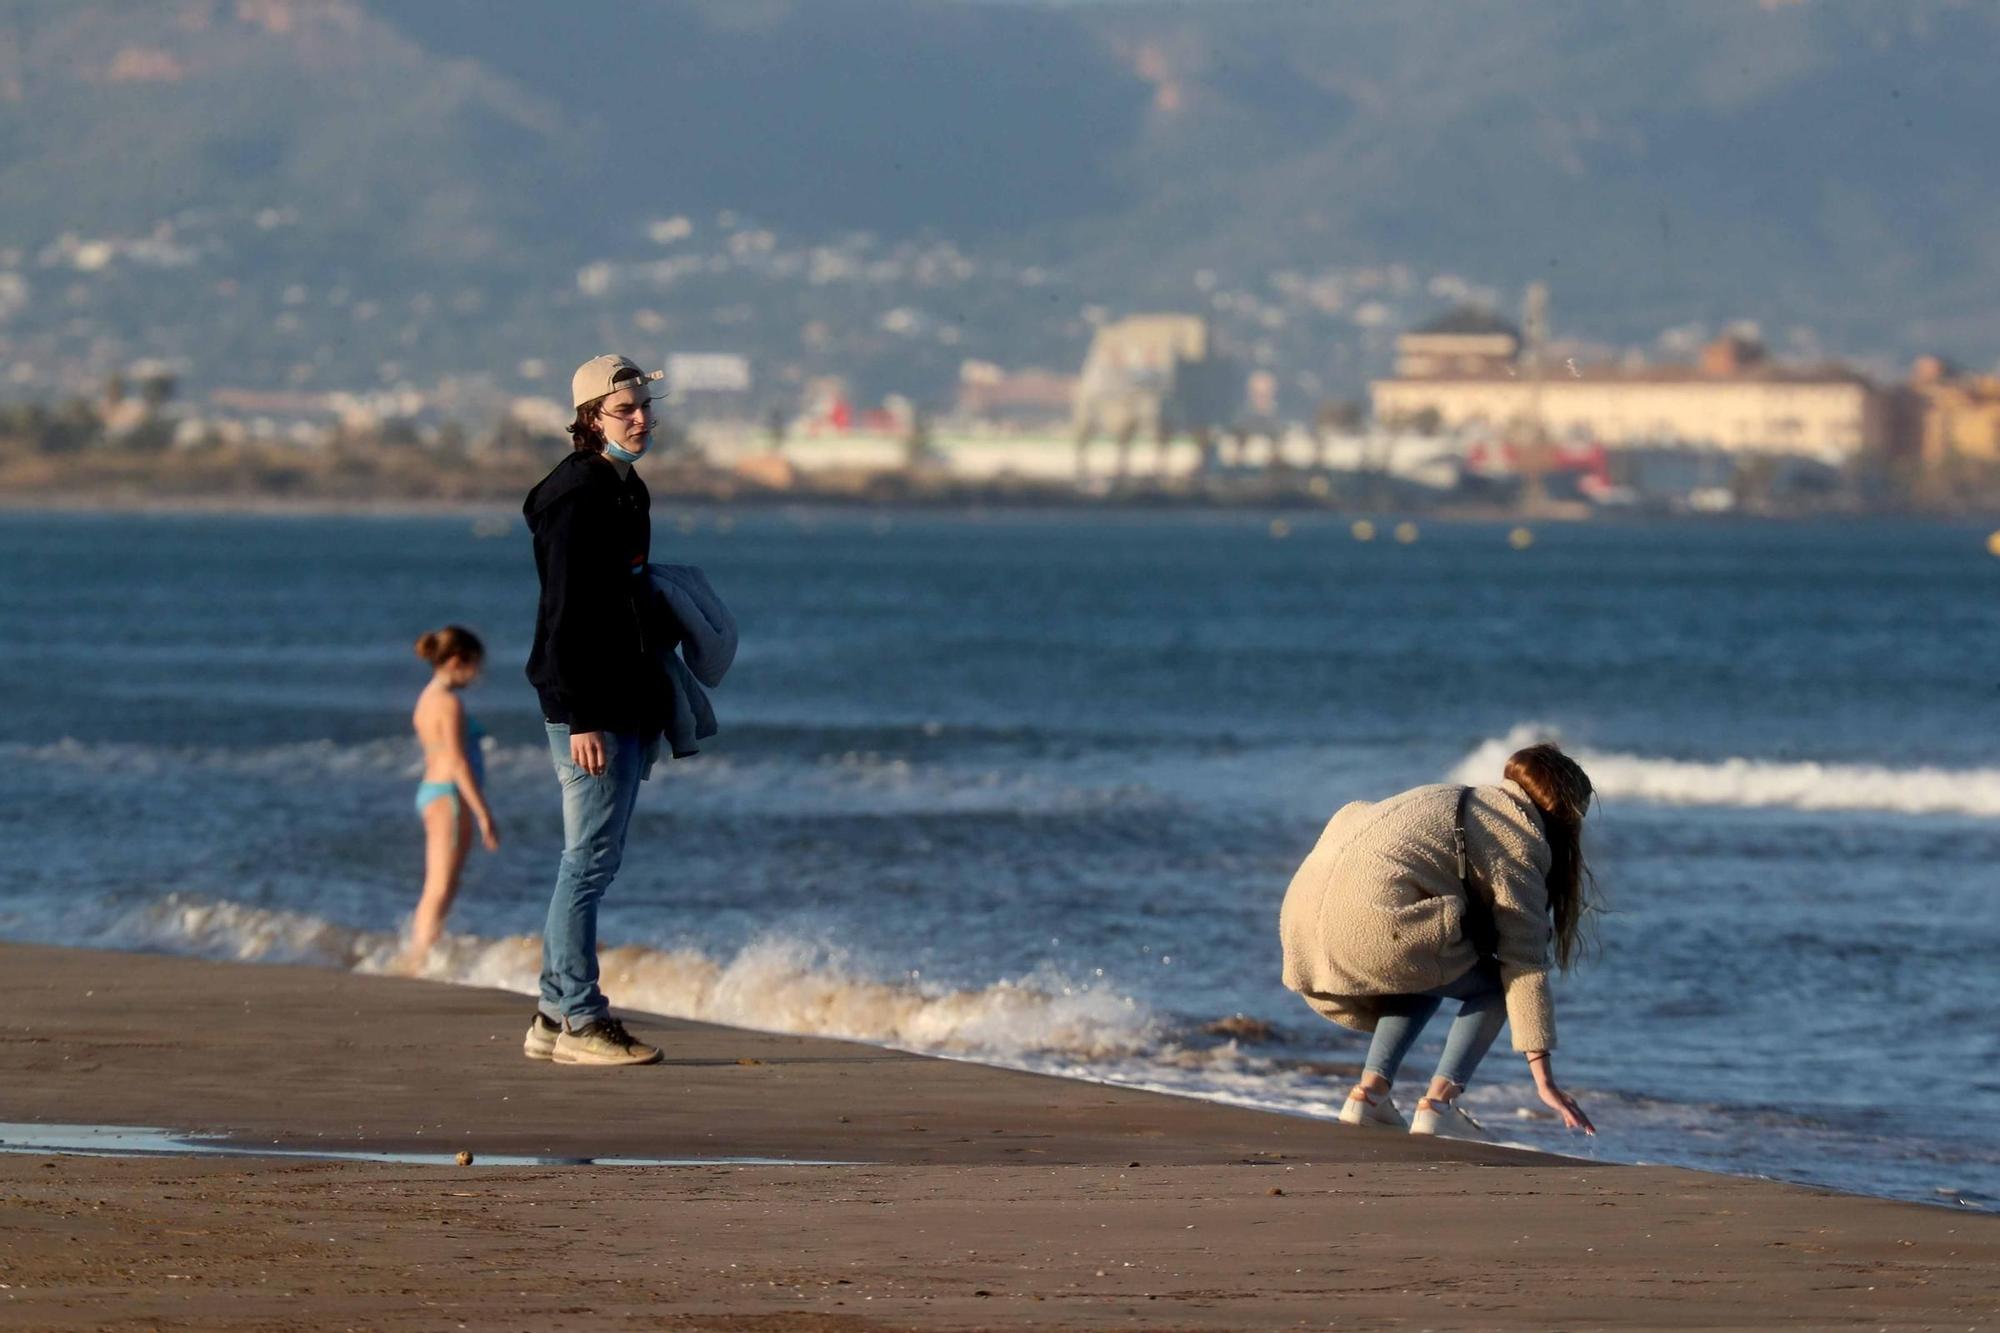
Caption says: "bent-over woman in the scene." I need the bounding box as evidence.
[1279,743,1597,1138]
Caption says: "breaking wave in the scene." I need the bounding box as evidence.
[1452,724,2000,818]
[88,893,1161,1062]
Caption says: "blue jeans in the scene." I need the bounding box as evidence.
[1362,961,1507,1092]
[539,723,650,1027]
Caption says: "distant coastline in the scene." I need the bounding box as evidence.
[2,482,1974,523]
[0,489,1769,522]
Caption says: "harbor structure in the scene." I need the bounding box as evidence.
[1071,314,1243,477]
[1372,309,1890,464]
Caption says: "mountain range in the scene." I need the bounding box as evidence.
[2,0,1995,412]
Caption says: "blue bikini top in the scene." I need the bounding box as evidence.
[463,714,487,784]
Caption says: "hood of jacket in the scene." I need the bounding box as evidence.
[523,450,620,528]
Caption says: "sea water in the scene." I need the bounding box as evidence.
[0,509,1994,1207]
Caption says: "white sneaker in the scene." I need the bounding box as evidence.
[551,1016,663,1067]
[1338,1089,1406,1129]
[1409,1097,1492,1141]
[523,1012,561,1061]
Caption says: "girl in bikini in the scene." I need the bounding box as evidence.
[404,624,500,971]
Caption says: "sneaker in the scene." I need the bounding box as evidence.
[1409,1097,1492,1141]
[552,1016,663,1067]
[523,1012,561,1061]
[1338,1088,1406,1129]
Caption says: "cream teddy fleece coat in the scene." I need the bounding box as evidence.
[1278,780,1557,1052]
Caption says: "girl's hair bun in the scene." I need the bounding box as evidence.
[415,624,485,666]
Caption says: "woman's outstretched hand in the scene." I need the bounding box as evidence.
[1527,1053,1596,1134]
[1537,1081,1595,1133]
[478,816,501,852]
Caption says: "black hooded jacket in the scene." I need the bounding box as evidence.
[523,450,663,736]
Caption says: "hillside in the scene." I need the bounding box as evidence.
[0,0,1994,411]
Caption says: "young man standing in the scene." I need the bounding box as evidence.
[520,355,669,1066]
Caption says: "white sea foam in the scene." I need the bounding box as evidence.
[2,737,1151,816]
[25,722,2000,826]
[1452,724,2000,818]
[3,737,421,778]
[96,894,1161,1061]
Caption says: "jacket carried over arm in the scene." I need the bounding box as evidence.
[1277,780,1558,1052]
[642,563,739,758]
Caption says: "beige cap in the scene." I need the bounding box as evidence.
[571,354,667,408]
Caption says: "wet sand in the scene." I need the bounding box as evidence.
[2,942,1993,1329]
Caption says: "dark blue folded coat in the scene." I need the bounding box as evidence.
[644,563,739,758]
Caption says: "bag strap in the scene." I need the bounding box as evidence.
[1452,784,1473,888]
[1455,783,1501,957]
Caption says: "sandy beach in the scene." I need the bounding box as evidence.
[0,943,1991,1329]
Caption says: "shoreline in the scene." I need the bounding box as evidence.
[2,941,1993,1328]
[7,917,1976,1212]
[0,492,523,518]
[3,489,1989,526]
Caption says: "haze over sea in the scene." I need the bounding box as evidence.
[2,509,1995,1209]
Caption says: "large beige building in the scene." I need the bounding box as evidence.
[1371,311,1890,462]
[1910,356,2000,468]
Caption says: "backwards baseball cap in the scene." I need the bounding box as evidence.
[571,354,667,409]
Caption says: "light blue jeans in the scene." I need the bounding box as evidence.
[539,723,650,1027]
[1362,961,1507,1092]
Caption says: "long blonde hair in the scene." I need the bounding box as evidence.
[1503,742,1599,970]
